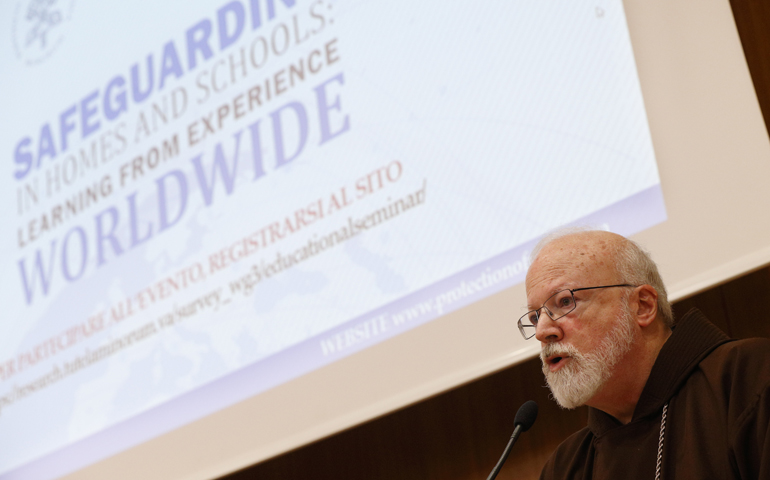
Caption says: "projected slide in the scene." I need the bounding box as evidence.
[0,0,664,477]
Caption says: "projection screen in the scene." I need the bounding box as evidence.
[0,0,768,478]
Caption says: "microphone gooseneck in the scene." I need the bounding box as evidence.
[486,400,539,480]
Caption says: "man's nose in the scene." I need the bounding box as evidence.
[535,311,563,343]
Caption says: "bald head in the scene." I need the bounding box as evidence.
[527,230,673,327]
[527,230,626,285]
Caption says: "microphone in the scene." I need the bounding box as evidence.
[486,400,538,480]
[514,400,538,432]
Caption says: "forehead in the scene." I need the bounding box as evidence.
[525,235,619,303]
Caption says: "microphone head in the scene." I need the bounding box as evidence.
[514,400,538,432]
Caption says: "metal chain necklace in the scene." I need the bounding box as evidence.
[654,403,669,480]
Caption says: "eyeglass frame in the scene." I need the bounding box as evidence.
[517,284,638,340]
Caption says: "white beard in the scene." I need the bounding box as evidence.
[540,306,637,409]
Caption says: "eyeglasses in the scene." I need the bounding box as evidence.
[517,284,637,340]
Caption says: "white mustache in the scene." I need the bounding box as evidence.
[540,342,581,363]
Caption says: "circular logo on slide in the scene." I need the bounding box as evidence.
[11,0,75,65]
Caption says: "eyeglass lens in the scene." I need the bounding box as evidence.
[518,290,577,339]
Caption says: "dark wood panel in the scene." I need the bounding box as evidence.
[671,287,731,335]
[223,357,587,480]
[720,268,770,339]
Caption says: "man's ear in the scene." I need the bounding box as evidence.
[633,285,658,327]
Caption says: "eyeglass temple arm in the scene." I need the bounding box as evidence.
[570,283,636,293]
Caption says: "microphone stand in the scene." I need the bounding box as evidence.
[486,400,538,480]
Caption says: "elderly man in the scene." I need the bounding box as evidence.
[520,230,770,479]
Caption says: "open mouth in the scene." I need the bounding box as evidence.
[546,354,570,371]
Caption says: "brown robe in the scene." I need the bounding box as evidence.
[539,309,770,479]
